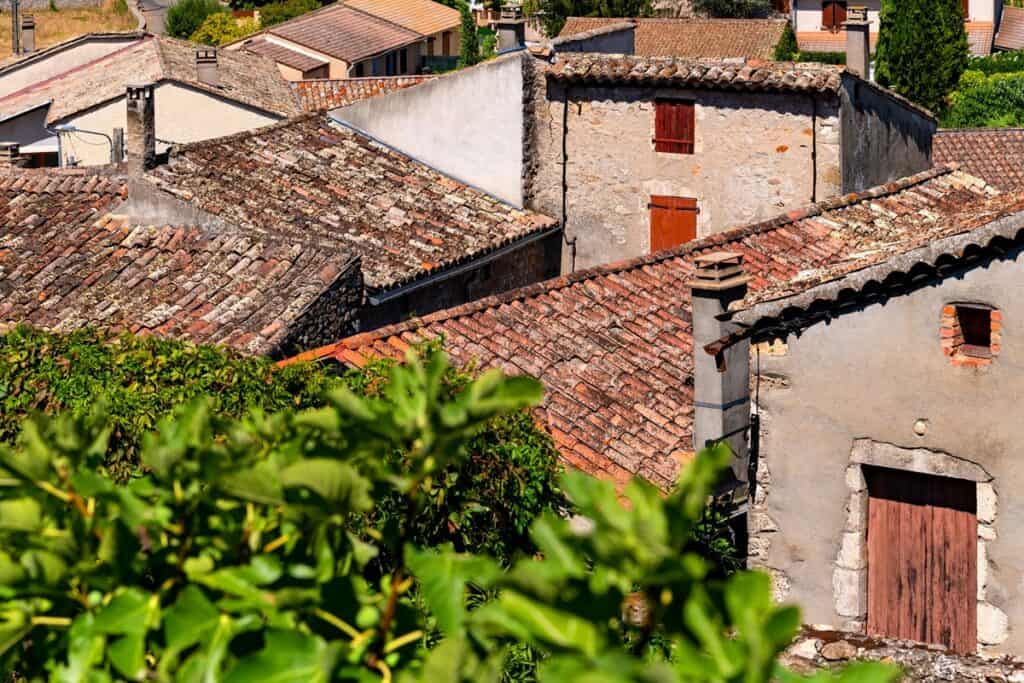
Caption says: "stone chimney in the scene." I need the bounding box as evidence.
[10,0,20,55]
[195,48,219,87]
[844,6,870,80]
[125,83,156,174]
[496,5,526,53]
[690,252,751,484]
[20,14,35,54]
[0,142,23,169]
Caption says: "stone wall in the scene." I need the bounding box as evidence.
[749,245,1024,655]
[276,256,364,358]
[360,230,562,331]
[525,68,842,272]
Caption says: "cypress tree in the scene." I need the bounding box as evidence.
[458,2,481,67]
[773,22,798,61]
[874,0,968,112]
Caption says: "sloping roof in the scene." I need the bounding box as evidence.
[0,31,144,75]
[547,54,844,93]
[996,6,1024,51]
[966,21,994,56]
[795,30,877,53]
[292,75,433,112]
[142,114,557,293]
[558,17,787,60]
[345,0,460,37]
[934,129,1024,191]
[290,167,1014,490]
[242,38,329,72]
[0,35,301,124]
[0,170,355,356]
[267,4,423,63]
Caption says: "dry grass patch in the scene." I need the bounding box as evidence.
[0,0,136,55]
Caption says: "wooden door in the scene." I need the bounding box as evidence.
[650,196,698,252]
[865,467,977,653]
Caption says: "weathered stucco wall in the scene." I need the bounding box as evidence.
[0,35,142,97]
[840,75,935,194]
[552,26,635,53]
[527,72,842,271]
[751,247,1024,656]
[334,52,527,206]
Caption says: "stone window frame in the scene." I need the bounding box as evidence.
[940,302,1001,368]
[835,439,1006,653]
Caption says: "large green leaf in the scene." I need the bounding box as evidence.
[0,497,42,531]
[164,586,220,651]
[491,590,602,657]
[220,462,284,505]
[406,544,500,635]
[280,459,372,512]
[223,630,341,683]
[108,632,145,680]
[92,589,157,636]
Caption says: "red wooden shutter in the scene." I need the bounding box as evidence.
[654,100,695,154]
[961,0,969,17]
[866,467,977,654]
[649,196,698,252]
[822,0,846,29]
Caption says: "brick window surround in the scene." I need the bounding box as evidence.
[941,304,1001,367]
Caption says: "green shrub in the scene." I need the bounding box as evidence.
[874,0,968,110]
[942,70,1024,127]
[166,0,228,39]
[457,1,481,67]
[259,0,319,27]
[692,0,771,17]
[773,22,798,61]
[0,349,900,682]
[798,50,847,65]
[536,0,653,39]
[112,0,130,15]
[190,12,259,44]
[479,26,497,59]
[967,49,1024,75]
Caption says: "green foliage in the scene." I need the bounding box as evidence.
[966,49,1024,75]
[941,69,1024,127]
[190,13,259,45]
[48,0,58,12]
[480,26,497,59]
[691,0,771,18]
[773,22,798,61]
[0,327,330,478]
[0,347,901,682]
[112,0,130,16]
[874,0,968,111]
[166,0,228,39]
[458,1,481,67]
[798,50,847,65]
[536,0,653,40]
[259,0,320,27]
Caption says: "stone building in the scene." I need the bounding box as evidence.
[335,45,936,273]
[295,165,1024,659]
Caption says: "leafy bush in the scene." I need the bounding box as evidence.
[692,0,771,17]
[458,1,481,67]
[874,0,968,111]
[798,50,846,65]
[536,0,653,39]
[942,70,1024,127]
[773,22,798,61]
[0,349,899,682]
[480,26,497,59]
[259,0,319,27]
[166,0,228,39]
[190,12,259,44]
[967,49,1024,76]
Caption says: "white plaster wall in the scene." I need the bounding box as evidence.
[0,37,143,97]
[61,82,279,166]
[793,0,881,32]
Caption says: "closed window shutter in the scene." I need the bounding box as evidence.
[654,100,695,154]
[650,196,698,252]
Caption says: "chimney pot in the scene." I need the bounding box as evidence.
[125,83,156,174]
[690,250,750,485]
[843,6,871,80]
[0,141,23,169]
[195,47,219,87]
[20,14,34,54]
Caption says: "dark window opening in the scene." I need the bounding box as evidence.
[354,62,365,77]
[654,99,695,154]
[400,48,408,73]
[427,37,435,56]
[957,305,992,358]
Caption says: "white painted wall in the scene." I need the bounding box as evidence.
[793,0,881,32]
[0,37,143,98]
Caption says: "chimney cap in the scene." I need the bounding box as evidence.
[691,251,749,292]
[20,13,34,26]
[195,47,217,60]
[844,5,869,23]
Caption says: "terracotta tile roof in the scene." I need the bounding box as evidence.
[292,75,433,112]
[996,6,1024,50]
[966,21,994,56]
[934,129,1024,191]
[291,167,1013,490]
[243,38,329,72]
[345,0,460,37]
[547,54,844,93]
[558,17,787,60]
[0,35,301,124]
[143,114,557,292]
[0,170,356,356]
[267,4,423,63]
[796,30,877,53]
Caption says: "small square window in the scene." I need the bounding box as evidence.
[957,306,991,357]
[940,304,1000,367]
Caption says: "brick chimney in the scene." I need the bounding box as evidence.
[844,6,870,80]
[125,83,156,174]
[20,14,34,54]
[690,252,751,484]
[0,141,23,169]
[195,48,219,87]
[496,5,526,53]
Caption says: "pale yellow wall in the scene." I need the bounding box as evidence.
[60,82,280,166]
